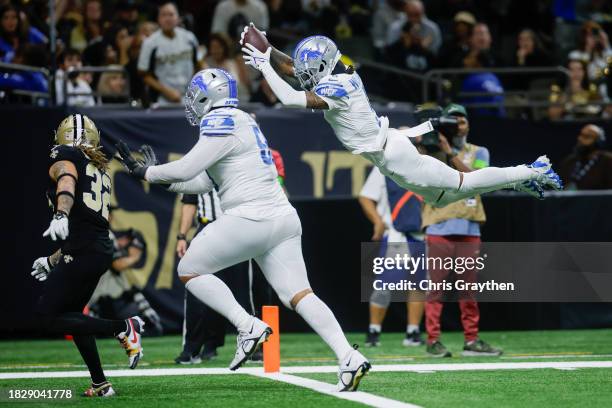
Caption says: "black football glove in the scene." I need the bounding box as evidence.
[139,144,159,166]
[115,140,149,180]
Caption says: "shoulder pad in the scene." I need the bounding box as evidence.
[200,112,236,137]
[49,145,84,165]
[314,76,349,99]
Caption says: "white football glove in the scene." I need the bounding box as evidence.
[239,22,266,46]
[242,43,272,72]
[43,211,69,241]
[31,257,52,281]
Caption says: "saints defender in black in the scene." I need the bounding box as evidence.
[31,114,144,397]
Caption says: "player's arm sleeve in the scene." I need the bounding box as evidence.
[313,79,349,111]
[259,63,307,107]
[359,167,383,202]
[168,173,214,194]
[181,194,198,205]
[145,135,237,183]
[137,39,153,72]
[473,147,490,169]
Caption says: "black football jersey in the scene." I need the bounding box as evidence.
[47,145,112,254]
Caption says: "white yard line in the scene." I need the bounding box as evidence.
[250,371,421,408]
[1,360,612,380]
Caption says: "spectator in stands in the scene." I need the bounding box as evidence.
[203,33,251,101]
[568,21,612,84]
[371,0,405,56]
[126,21,157,102]
[55,48,95,107]
[97,67,128,104]
[138,2,200,105]
[511,28,553,90]
[514,29,552,68]
[105,24,133,67]
[456,23,505,116]
[114,0,140,35]
[69,0,106,52]
[0,44,48,95]
[559,124,612,190]
[267,0,304,33]
[454,22,498,68]
[387,0,442,55]
[422,103,502,358]
[250,78,277,106]
[437,11,475,68]
[0,4,47,63]
[385,21,435,73]
[548,58,603,120]
[211,0,269,40]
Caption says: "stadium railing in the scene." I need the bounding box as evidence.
[0,62,131,107]
[61,66,131,107]
[0,62,50,105]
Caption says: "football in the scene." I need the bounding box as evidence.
[243,24,269,52]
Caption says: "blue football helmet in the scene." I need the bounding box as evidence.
[184,68,239,126]
[293,36,342,91]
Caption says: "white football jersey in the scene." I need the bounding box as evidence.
[314,72,383,154]
[198,107,295,221]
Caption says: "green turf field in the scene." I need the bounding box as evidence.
[1,329,611,407]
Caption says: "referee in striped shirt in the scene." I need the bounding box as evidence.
[174,189,252,363]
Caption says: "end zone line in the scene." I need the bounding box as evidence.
[1,360,612,380]
[249,372,421,408]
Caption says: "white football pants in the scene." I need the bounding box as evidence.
[363,128,536,206]
[177,212,310,308]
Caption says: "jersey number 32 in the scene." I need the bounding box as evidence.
[83,163,111,220]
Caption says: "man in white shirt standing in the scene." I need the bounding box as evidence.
[138,2,200,105]
[359,166,425,348]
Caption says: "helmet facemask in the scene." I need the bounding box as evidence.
[184,85,212,126]
[185,69,238,126]
[293,36,342,91]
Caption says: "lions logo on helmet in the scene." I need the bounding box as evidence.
[184,68,239,126]
[55,114,101,148]
[293,36,342,91]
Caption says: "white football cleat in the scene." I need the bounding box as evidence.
[229,317,272,371]
[337,345,371,392]
[528,155,563,190]
[116,316,145,369]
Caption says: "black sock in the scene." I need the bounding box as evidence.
[46,312,126,336]
[73,335,106,384]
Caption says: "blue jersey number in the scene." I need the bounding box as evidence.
[251,126,273,165]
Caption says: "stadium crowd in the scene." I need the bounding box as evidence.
[0,0,610,118]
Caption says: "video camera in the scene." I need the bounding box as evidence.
[414,107,460,148]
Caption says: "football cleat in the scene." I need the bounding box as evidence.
[515,180,544,200]
[462,338,503,356]
[364,329,381,347]
[402,330,424,347]
[337,345,371,392]
[174,350,202,365]
[528,155,563,190]
[229,318,272,371]
[82,381,115,397]
[117,316,145,369]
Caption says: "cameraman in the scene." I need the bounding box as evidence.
[88,211,164,336]
[420,104,502,358]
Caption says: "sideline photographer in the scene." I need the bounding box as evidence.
[417,104,502,358]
